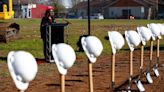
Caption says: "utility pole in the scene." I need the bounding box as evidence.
[88,0,90,35]
[156,0,158,18]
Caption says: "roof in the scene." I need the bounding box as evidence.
[141,0,164,5]
[110,0,144,7]
[103,0,156,8]
[73,0,113,9]
[73,0,158,10]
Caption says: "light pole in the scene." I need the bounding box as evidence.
[88,0,91,35]
[156,0,158,18]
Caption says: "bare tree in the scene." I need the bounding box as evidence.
[71,0,85,6]
[71,0,80,5]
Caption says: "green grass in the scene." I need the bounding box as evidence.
[0,19,164,61]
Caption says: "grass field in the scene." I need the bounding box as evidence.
[0,19,164,91]
[0,19,164,59]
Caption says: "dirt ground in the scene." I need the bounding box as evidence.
[1,49,164,92]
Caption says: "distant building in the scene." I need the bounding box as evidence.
[72,0,163,19]
[72,0,108,18]
[103,0,154,19]
[13,0,53,18]
[159,0,164,13]
[21,4,50,18]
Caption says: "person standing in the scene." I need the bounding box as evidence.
[40,6,55,62]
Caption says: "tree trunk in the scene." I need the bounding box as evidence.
[147,7,152,20]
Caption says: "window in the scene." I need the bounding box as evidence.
[29,9,31,17]
[122,9,131,17]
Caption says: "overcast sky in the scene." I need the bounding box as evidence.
[60,0,73,8]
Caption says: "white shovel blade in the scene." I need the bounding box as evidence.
[135,80,145,92]
[146,72,153,84]
[153,68,160,77]
[127,87,131,92]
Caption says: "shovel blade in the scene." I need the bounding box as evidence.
[146,72,153,84]
[135,80,145,92]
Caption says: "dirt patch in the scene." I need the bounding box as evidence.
[0,50,164,92]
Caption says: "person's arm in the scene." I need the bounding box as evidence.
[40,17,48,39]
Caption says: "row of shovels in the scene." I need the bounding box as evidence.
[7,23,164,92]
[108,23,164,92]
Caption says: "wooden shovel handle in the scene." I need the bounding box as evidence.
[157,39,160,58]
[89,62,93,92]
[150,40,153,61]
[61,75,65,92]
[141,45,144,69]
[112,54,115,82]
[130,51,133,76]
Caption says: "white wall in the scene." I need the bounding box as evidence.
[108,6,145,18]
[21,4,32,18]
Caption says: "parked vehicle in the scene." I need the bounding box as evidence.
[90,13,104,19]
[66,13,78,19]
[83,13,104,19]
[157,13,164,19]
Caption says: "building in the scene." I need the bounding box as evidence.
[158,0,164,13]
[13,0,53,18]
[72,0,108,18]
[72,0,160,19]
[21,4,50,18]
[103,0,154,19]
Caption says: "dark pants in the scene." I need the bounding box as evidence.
[42,39,48,62]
